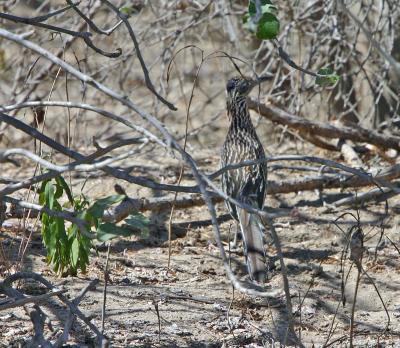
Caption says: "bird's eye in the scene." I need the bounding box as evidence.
[226,80,236,92]
[238,81,249,94]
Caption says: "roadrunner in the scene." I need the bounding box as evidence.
[221,76,267,283]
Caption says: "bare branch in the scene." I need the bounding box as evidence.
[2,195,94,239]
[1,100,166,147]
[0,289,67,310]
[66,0,123,36]
[0,12,121,58]
[0,2,80,23]
[248,98,400,151]
[338,0,400,80]
[99,0,177,110]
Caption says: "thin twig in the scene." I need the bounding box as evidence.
[100,0,177,110]
[263,217,303,347]
[153,300,162,343]
[101,243,111,335]
[0,289,67,310]
[349,265,361,347]
[0,12,121,58]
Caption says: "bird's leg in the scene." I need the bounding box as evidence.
[229,223,240,249]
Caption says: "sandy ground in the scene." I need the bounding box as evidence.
[1,146,400,347]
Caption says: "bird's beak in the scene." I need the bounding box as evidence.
[247,74,273,94]
[251,74,273,87]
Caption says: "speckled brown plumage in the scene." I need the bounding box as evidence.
[221,76,267,283]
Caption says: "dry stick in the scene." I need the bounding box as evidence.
[66,0,123,36]
[360,266,390,332]
[153,300,162,343]
[3,2,81,23]
[324,256,355,347]
[386,236,400,256]
[167,47,203,270]
[0,147,146,174]
[100,0,177,111]
[338,140,364,168]
[295,259,323,342]
[0,12,121,58]
[299,130,339,152]
[101,243,111,335]
[0,138,145,197]
[6,1,100,114]
[0,273,101,347]
[263,217,301,347]
[6,172,395,222]
[1,100,166,147]
[247,98,400,151]
[0,111,196,194]
[2,272,105,344]
[338,0,400,79]
[333,185,396,207]
[349,266,361,348]
[55,279,99,348]
[0,289,67,310]
[103,153,400,221]
[0,279,52,347]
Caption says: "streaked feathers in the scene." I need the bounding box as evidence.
[221,76,267,283]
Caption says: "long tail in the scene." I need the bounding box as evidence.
[237,207,267,283]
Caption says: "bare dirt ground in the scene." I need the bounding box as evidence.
[1,142,400,347]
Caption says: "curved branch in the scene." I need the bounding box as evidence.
[100,0,177,110]
[1,100,166,147]
[0,12,121,58]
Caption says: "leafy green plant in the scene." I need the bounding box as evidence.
[316,67,340,86]
[243,1,340,86]
[39,176,149,276]
[243,0,280,40]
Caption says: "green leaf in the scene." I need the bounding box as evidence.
[39,179,50,205]
[256,12,280,40]
[56,176,74,205]
[248,0,273,16]
[88,195,125,219]
[71,238,79,269]
[316,67,340,86]
[119,6,137,16]
[125,213,150,239]
[44,181,55,209]
[245,0,280,40]
[96,222,135,242]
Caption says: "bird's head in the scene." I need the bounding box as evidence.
[226,76,256,102]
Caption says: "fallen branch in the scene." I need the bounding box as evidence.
[0,289,67,311]
[332,185,396,207]
[0,272,104,347]
[248,98,400,151]
[6,162,400,223]
[337,139,364,167]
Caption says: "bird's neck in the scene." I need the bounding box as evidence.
[227,97,254,131]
